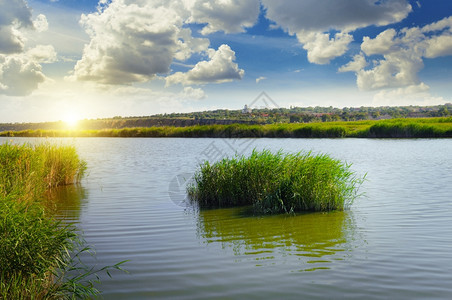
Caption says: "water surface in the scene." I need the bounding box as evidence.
[2,137,451,299]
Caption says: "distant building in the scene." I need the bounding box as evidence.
[242,105,252,114]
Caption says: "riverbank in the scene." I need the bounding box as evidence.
[0,143,114,298]
[2,117,451,138]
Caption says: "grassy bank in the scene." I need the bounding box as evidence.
[0,143,115,298]
[0,143,86,201]
[1,117,451,138]
[188,150,365,214]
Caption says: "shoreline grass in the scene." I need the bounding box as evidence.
[1,117,451,138]
[0,143,87,202]
[0,142,122,298]
[188,150,365,214]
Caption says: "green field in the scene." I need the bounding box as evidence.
[2,117,451,138]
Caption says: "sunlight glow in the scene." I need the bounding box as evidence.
[62,112,80,128]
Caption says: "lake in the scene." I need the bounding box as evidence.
[2,137,451,299]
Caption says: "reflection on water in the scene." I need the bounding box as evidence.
[197,207,356,271]
[43,185,87,222]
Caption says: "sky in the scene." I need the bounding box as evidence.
[0,0,452,123]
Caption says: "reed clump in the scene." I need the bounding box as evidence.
[0,142,122,298]
[0,143,86,202]
[188,150,365,214]
[0,198,77,298]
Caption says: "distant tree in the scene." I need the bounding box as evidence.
[321,114,332,122]
[438,106,450,116]
[290,115,301,123]
[372,111,381,119]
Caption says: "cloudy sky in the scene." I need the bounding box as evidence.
[1,0,451,123]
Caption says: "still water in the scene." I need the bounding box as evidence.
[2,137,452,299]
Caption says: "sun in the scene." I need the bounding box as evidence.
[62,112,80,128]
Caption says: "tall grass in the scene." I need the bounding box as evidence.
[0,198,77,298]
[0,143,86,202]
[188,150,365,214]
[0,142,123,298]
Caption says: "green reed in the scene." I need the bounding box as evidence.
[188,149,365,214]
[0,142,123,298]
[0,143,86,201]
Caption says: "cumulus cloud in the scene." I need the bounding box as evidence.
[73,2,179,83]
[0,27,24,54]
[0,1,55,96]
[70,0,211,85]
[70,0,255,86]
[340,16,452,93]
[422,16,452,58]
[262,0,411,34]
[338,54,367,73]
[0,45,57,96]
[424,35,452,58]
[33,14,49,33]
[421,16,452,33]
[26,44,58,63]
[186,0,260,35]
[179,86,206,100]
[166,44,244,86]
[299,31,353,64]
[262,0,412,64]
[361,29,397,56]
[356,51,423,90]
[0,0,34,54]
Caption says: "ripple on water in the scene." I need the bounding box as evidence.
[3,137,450,299]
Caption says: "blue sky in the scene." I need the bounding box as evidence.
[0,0,451,122]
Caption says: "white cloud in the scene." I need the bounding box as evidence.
[338,54,367,73]
[356,50,423,90]
[421,16,452,33]
[0,1,55,96]
[361,29,397,56]
[33,14,48,33]
[299,31,353,64]
[166,44,244,86]
[261,0,412,64]
[256,76,266,83]
[424,35,452,58]
[186,0,260,35]
[421,17,452,58]
[0,45,56,96]
[340,16,452,94]
[373,83,447,106]
[0,0,34,54]
[70,0,209,85]
[0,27,25,54]
[26,44,57,63]
[179,86,206,100]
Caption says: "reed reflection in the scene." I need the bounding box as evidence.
[197,207,356,270]
[43,185,87,222]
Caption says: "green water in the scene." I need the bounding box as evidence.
[198,207,352,271]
